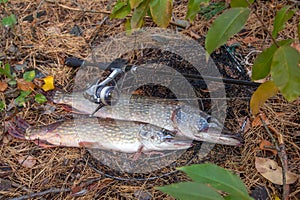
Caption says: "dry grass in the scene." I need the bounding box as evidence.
[0,0,299,199]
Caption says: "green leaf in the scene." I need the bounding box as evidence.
[250,81,279,115]
[252,39,293,80]
[1,14,17,28]
[131,0,150,28]
[35,93,47,104]
[156,182,224,200]
[8,79,16,86]
[178,164,253,200]
[110,0,131,19]
[230,0,254,8]
[271,46,300,101]
[23,70,36,82]
[15,90,31,107]
[4,63,11,75]
[0,0,8,4]
[0,63,14,80]
[186,0,209,21]
[130,0,144,8]
[272,6,295,38]
[0,100,5,112]
[149,0,172,28]
[205,7,250,55]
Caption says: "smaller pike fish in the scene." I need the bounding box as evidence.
[54,91,241,146]
[6,117,192,153]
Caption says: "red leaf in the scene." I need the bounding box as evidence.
[17,79,35,91]
[259,140,277,155]
[0,81,8,92]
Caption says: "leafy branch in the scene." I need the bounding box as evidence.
[157,164,253,200]
[110,0,300,114]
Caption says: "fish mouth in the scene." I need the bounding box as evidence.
[193,129,242,146]
[165,136,193,147]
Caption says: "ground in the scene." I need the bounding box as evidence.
[0,0,299,199]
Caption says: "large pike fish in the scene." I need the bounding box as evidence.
[53,91,241,146]
[6,117,192,154]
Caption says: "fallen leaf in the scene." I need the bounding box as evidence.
[259,140,277,155]
[17,156,36,168]
[71,184,87,196]
[255,157,299,185]
[0,81,8,92]
[71,185,82,194]
[252,113,269,127]
[17,79,35,91]
[291,42,300,53]
[42,76,55,91]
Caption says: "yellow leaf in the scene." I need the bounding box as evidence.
[250,81,279,115]
[42,76,55,91]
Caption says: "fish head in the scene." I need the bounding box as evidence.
[173,107,223,135]
[139,124,192,151]
[24,121,66,146]
[172,107,241,146]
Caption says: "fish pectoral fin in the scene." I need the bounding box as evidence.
[61,104,86,115]
[132,145,144,161]
[78,141,103,148]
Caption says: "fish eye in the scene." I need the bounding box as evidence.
[207,116,211,123]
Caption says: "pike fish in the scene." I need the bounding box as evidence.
[53,91,241,146]
[6,117,192,153]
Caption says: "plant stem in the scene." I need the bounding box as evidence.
[246,0,280,47]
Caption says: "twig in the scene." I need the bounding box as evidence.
[259,115,279,150]
[268,125,290,200]
[10,188,71,200]
[259,115,290,200]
